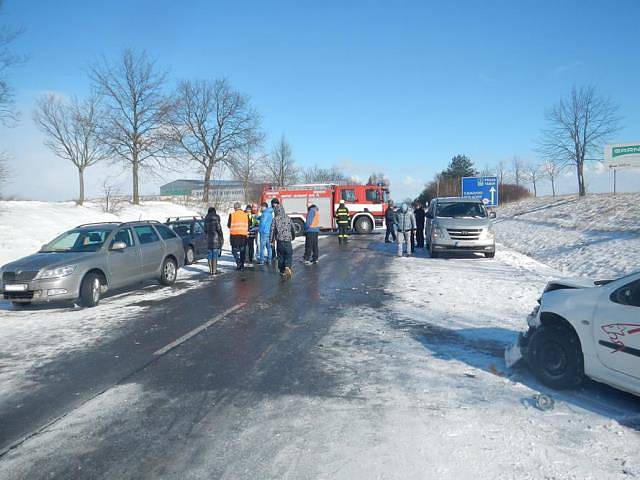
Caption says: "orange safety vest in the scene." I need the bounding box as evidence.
[230,210,249,236]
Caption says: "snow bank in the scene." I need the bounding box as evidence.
[494,193,640,279]
[0,200,206,267]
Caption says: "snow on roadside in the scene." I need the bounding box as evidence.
[0,200,210,267]
[494,193,640,279]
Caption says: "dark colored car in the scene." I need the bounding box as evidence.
[165,217,208,265]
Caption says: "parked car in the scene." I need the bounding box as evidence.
[165,216,207,265]
[0,221,185,308]
[425,197,496,258]
[506,271,640,397]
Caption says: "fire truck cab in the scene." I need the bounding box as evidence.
[261,183,390,236]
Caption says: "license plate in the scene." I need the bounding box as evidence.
[4,284,28,292]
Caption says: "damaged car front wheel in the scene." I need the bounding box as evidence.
[528,324,584,389]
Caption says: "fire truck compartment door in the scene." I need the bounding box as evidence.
[281,196,308,216]
[316,197,333,228]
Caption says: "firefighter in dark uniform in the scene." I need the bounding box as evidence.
[335,199,350,244]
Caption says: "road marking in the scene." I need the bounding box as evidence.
[153,303,246,356]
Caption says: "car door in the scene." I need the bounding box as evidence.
[107,228,143,288]
[193,220,207,258]
[593,278,640,380]
[133,225,165,278]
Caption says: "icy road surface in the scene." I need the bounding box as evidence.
[0,235,638,479]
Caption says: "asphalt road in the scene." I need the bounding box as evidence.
[0,234,387,477]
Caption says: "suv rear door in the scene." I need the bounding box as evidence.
[133,225,165,277]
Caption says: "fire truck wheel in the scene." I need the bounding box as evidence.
[292,219,305,237]
[354,216,373,234]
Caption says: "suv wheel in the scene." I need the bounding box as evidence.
[528,324,584,389]
[185,246,195,265]
[354,216,373,234]
[80,272,102,308]
[160,257,178,286]
[484,251,495,258]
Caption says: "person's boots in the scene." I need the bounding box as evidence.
[212,257,218,275]
[208,259,214,276]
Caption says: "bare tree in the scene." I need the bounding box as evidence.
[33,94,108,205]
[263,135,297,187]
[511,156,524,186]
[100,178,125,214]
[480,164,494,177]
[231,145,265,202]
[541,158,565,197]
[0,1,25,126]
[301,165,354,185]
[167,78,262,204]
[522,162,542,197]
[495,160,510,186]
[0,150,9,197]
[90,49,170,204]
[537,85,621,196]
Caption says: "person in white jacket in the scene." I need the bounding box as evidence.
[395,203,416,257]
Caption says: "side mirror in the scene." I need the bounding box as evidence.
[40,244,48,251]
[426,212,433,219]
[489,211,497,219]
[111,241,127,251]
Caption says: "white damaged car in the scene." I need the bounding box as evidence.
[506,271,640,396]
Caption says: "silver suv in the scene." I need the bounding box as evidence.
[425,197,496,258]
[0,221,185,308]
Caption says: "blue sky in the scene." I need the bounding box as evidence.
[1,0,639,201]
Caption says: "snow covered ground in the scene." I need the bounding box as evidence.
[0,199,210,267]
[494,193,640,279]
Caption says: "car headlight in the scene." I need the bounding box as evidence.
[432,223,445,239]
[486,225,495,239]
[37,265,77,279]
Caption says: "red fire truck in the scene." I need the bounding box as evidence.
[261,183,391,236]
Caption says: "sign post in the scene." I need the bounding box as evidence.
[461,176,499,207]
[604,143,640,196]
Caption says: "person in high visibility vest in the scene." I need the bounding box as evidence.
[303,204,320,264]
[335,199,350,244]
[227,202,249,270]
[245,204,259,265]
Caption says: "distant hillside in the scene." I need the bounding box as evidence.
[494,193,640,279]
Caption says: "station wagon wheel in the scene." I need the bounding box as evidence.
[79,272,102,308]
[160,257,178,286]
[185,246,195,265]
[528,324,583,389]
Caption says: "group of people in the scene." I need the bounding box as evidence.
[384,200,427,257]
[202,198,352,281]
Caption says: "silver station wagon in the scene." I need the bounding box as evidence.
[0,221,185,308]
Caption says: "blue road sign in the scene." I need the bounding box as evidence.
[461,176,499,207]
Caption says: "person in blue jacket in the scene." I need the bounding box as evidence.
[256,202,274,264]
[303,204,320,265]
